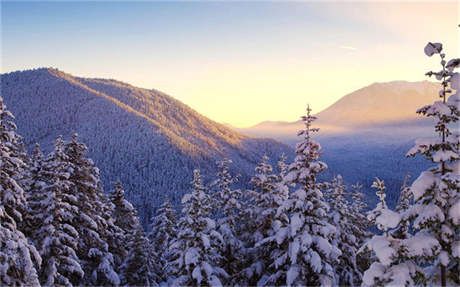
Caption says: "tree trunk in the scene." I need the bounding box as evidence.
[441,264,446,287]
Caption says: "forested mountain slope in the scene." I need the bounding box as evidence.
[1,68,292,225]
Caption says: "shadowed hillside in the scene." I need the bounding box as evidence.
[1,68,293,226]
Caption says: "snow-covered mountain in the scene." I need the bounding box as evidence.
[238,81,438,141]
[1,68,292,225]
[234,81,439,207]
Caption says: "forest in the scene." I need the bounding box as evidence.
[1,42,459,287]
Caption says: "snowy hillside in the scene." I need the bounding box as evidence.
[0,68,292,225]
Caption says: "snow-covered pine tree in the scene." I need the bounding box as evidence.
[361,178,425,287]
[391,174,413,240]
[168,169,228,286]
[277,153,289,179]
[405,42,460,286]
[61,134,120,286]
[325,175,362,286]
[259,106,340,286]
[239,155,289,285]
[109,181,138,267]
[121,226,161,287]
[25,140,85,286]
[148,196,177,277]
[0,96,41,286]
[348,182,372,274]
[210,158,243,282]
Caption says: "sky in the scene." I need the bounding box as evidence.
[1,1,459,128]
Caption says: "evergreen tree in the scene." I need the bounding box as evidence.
[349,182,372,274]
[210,158,243,282]
[61,134,120,286]
[361,178,424,287]
[148,196,177,275]
[109,181,137,268]
[391,174,413,240]
[406,42,460,286]
[240,155,288,285]
[25,140,84,286]
[169,169,228,286]
[259,106,340,286]
[0,96,41,286]
[325,175,362,286]
[121,227,161,287]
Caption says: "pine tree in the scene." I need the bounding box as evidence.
[325,175,362,286]
[361,178,424,287]
[391,174,413,240]
[406,42,460,286]
[0,96,41,286]
[210,158,243,282]
[109,181,137,268]
[61,134,120,286]
[259,106,340,286]
[121,227,161,287]
[169,169,228,286]
[349,182,372,274]
[148,196,177,276]
[25,140,84,286]
[240,155,289,285]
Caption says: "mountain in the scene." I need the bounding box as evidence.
[235,81,440,208]
[1,68,293,226]
[239,81,438,141]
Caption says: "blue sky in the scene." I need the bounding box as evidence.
[2,1,459,127]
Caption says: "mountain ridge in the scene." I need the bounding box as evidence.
[1,67,293,225]
[236,80,438,140]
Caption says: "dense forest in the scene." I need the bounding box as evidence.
[1,43,459,287]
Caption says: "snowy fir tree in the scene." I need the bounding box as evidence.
[361,178,425,287]
[148,196,177,275]
[210,158,243,281]
[405,42,460,286]
[325,175,362,286]
[239,155,289,285]
[25,140,84,286]
[0,96,41,286]
[60,134,120,286]
[109,180,139,268]
[391,174,413,240]
[120,227,161,287]
[258,106,340,286]
[168,169,228,286]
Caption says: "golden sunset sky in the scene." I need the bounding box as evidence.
[2,1,459,127]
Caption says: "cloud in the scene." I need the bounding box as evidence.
[339,45,358,51]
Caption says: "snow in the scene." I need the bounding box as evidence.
[433,150,458,162]
[184,248,200,267]
[286,266,299,286]
[308,250,322,273]
[289,238,300,264]
[411,171,438,201]
[424,42,442,56]
[439,251,450,266]
[290,212,303,236]
[451,73,460,90]
[404,232,440,257]
[365,236,395,266]
[376,209,400,230]
[412,203,445,229]
[192,266,202,284]
[362,262,385,287]
[453,241,460,258]
[448,199,460,225]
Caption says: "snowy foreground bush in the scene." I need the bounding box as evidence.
[1,42,459,286]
